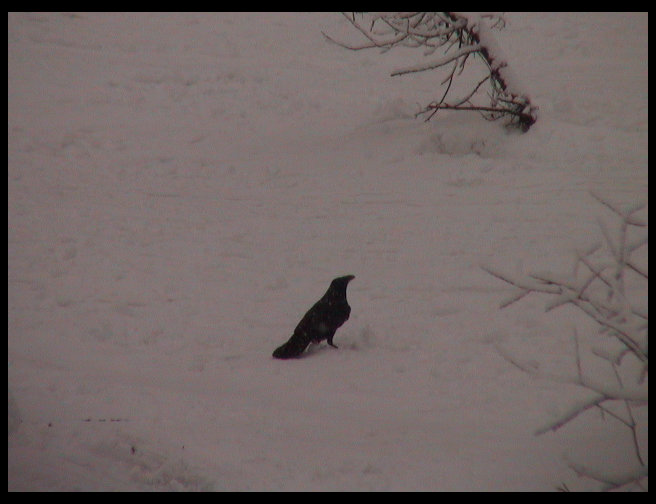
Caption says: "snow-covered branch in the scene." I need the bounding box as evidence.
[324,12,538,131]
[483,194,648,367]
[486,193,648,491]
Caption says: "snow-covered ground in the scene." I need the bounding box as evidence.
[8,13,647,491]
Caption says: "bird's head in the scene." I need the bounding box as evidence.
[329,274,355,292]
[333,274,355,285]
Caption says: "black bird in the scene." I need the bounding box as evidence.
[273,275,355,359]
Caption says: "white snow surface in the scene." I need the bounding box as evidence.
[8,13,647,491]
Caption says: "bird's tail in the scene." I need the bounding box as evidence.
[272,337,307,359]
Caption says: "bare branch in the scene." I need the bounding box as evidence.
[566,461,648,492]
[534,395,606,436]
[390,44,481,76]
[590,191,647,224]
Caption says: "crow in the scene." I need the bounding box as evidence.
[272,275,355,359]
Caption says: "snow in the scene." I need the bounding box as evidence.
[8,12,647,491]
